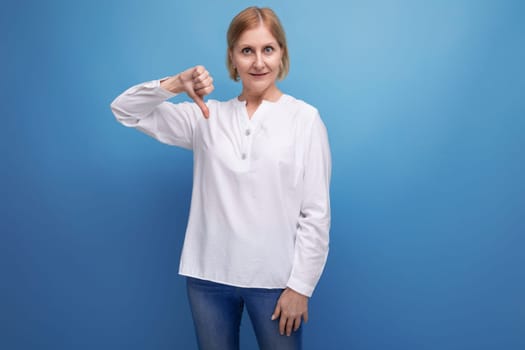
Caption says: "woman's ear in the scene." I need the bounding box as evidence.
[229,50,234,66]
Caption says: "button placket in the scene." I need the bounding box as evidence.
[237,101,265,163]
[240,115,254,161]
[242,124,253,161]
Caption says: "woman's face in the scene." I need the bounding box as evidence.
[230,24,283,97]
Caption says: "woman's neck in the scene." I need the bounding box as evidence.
[238,85,282,109]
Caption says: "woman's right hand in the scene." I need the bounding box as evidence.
[160,65,214,118]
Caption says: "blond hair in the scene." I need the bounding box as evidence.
[226,7,289,81]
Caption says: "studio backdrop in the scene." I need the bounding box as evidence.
[2,1,524,349]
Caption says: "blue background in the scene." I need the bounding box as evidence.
[2,0,524,349]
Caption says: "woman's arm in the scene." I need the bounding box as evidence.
[273,111,332,336]
[287,113,332,297]
[110,66,214,149]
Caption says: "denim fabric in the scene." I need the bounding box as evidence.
[186,277,302,350]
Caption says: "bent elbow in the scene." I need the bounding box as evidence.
[110,98,138,127]
[110,99,126,121]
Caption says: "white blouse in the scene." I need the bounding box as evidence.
[110,79,331,297]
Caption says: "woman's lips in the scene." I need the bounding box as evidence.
[250,72,268,77]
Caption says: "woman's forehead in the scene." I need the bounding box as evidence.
[236,24,278,46]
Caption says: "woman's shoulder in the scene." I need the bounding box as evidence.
[280,94,320,120]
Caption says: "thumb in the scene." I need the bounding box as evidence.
[188,90,209,119]
[271,302,281,321]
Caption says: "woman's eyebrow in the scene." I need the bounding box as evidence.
[237,41,278,47]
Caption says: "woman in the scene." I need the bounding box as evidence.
[111,6,331,350]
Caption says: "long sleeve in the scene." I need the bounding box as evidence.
[110,79,202,149]
[287,113,332,297]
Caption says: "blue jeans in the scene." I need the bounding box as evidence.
[186,277,302,350]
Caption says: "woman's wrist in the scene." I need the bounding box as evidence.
[160,74,184,94]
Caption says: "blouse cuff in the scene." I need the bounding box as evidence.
[287,276,314,298]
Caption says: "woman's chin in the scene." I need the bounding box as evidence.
[242,81,276,96]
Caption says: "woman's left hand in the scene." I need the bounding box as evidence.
[271,288,309,336]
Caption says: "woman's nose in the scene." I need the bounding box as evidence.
[253,53,265,69]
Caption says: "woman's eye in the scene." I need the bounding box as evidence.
[264,46,274,53]
[241,48,252,54]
